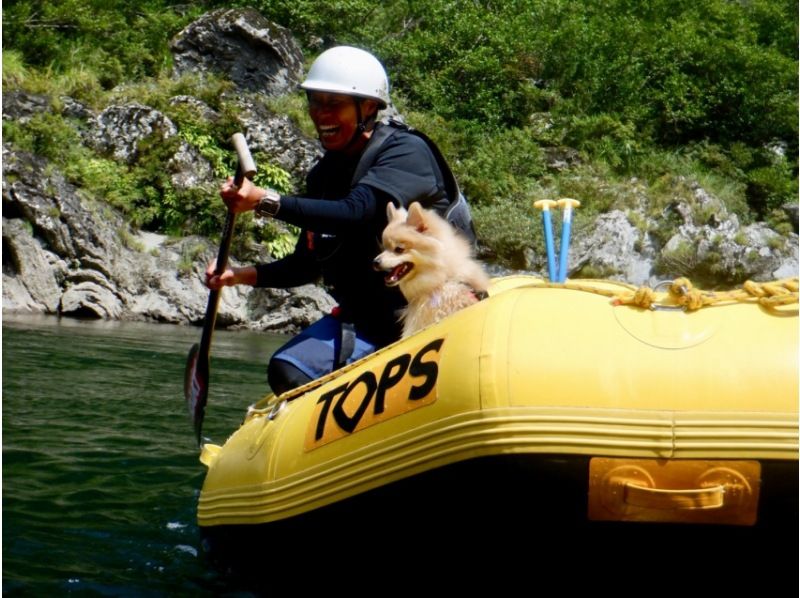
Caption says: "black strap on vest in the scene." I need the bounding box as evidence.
[351,119,478,246]
[350,121,397,188]
[335,321,357,368]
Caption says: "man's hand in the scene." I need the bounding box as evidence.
[219,176,263,213]
[205,260,257,289]
[205,259,237,290]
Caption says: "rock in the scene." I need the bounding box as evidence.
[171,8,304,95]
[2,91,50,123]
[2,145,334,330]
[168,141,215,191]
[60,281,124,319]
[168,95,221,122]
[2,218,63,313]
[85,101,215,190]
[87,103,178,164]
[234,98,322,183]
[655,186,798,286]
[58,96,94,121]
[245,285,337,334]
[542,147,581,171]
[570,210,656,285]
[3,147,88,258]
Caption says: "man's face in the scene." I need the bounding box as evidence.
[307,92,374,151]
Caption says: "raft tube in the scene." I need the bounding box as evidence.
[197,276,798,577]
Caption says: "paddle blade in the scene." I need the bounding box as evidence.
[184,343,209,445]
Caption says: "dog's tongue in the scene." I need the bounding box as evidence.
[385,263,412,285]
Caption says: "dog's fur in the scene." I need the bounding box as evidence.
[374,202,490,338]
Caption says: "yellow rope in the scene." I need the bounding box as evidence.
[530,277,799,312]
[612,277,799,311]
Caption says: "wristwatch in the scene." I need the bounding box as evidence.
[255,189,281,218]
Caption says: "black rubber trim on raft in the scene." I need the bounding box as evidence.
[199,455,798,589]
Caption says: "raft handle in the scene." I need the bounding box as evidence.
[649,280,687,311]
[619,480,727,510]
[588,459,760,525]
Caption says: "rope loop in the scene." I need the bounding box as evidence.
[533,277,798,313]
[650,277,796,311]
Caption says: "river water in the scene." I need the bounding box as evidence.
[2,314,285,595]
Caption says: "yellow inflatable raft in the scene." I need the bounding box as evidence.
[197,275,798,579]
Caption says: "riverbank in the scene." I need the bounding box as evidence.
[4,7,797,331]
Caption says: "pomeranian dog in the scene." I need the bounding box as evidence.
[374,202,490,338]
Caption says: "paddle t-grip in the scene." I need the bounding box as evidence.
[231,133,257,186]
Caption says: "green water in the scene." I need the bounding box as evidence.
[2,314,285,595]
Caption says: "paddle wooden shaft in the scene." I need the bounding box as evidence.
[185,133,257,446]
[198,209,236,355]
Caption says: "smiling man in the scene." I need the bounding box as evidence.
[207,46,453,394]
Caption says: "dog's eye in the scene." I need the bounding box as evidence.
[393,245,405,254]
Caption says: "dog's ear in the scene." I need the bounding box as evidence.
[386,201,406,223]
[406,202,428,233]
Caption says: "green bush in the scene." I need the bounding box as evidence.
[458,127,547,207]
[3,0,195,88]
[472,197,539,269]
[562,114,642,171]
[2,111,84,163]
[747,163,797,217]
[2,0,797,266]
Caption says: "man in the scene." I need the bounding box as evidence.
[206,46,450,394]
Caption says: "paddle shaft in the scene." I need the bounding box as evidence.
[186,133,256,445]
[198,208,237,355]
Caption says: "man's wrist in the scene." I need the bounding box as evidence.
[255,189,281,218]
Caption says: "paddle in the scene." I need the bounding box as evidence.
[184,133,257,446]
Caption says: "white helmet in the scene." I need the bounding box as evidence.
[300,46,390,108]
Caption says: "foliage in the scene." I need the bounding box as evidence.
[472,197,539,269]
[654,240,699,278]
[562,115,642,171]
[264,92,317,139]
[232,0,375,44]
[256,220,300,259]
[2,0,196,89]
[457,127,547,207]
[2,0,797,265]
[2,111,83,163]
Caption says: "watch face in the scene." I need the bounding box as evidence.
[257,193,280,217]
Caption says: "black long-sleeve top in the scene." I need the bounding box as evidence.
[254,125,448,346]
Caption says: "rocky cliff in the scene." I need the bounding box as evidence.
[3,8,797,332]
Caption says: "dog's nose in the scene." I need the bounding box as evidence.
[372,256,383,271]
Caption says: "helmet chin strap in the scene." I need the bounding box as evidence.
[342,98,377,152]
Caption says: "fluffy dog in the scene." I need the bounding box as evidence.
[374,202,490,338]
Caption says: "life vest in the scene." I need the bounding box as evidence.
[351,119,479,247]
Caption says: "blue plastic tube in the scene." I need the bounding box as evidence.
[534,200,558,282]
[557,198,580,282]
